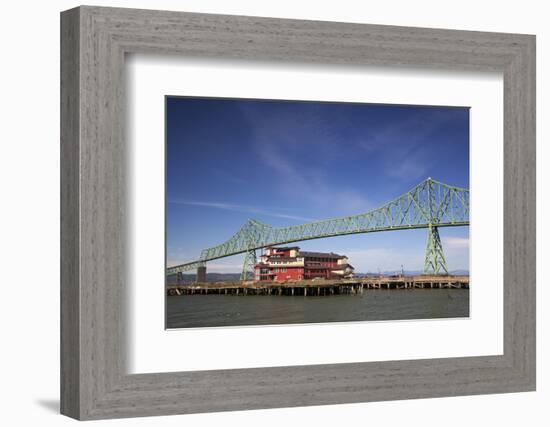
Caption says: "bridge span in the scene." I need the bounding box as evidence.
[167,178,469,280]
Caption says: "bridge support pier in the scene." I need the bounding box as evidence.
[423,225,448,275]
[196,264,206,283]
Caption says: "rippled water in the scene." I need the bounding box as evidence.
[166,289,469,329]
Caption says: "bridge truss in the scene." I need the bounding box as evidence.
[167,178,469,280]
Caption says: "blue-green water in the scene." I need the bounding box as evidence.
[166,289,469,329]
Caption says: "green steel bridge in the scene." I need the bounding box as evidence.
[167,178,469,280]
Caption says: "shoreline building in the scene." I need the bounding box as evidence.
[254,246,354,282]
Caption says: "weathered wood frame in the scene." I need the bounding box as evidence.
[61,5,536,420]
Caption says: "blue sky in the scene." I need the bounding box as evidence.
[166,97,470,273]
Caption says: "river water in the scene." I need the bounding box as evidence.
[166,289,469,329]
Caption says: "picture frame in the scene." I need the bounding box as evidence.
[60,5,535,420]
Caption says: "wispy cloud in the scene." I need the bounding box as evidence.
[441,236,469,249]
[167,258,243,273]
[344,248,424,272]
[359,109,460,182]
[237,104,372,216]
[205,262,243,273]
[259,145,371,215]
[168,199,314,222]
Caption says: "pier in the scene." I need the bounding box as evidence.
[166,275,469,296]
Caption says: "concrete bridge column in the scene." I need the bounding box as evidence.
[197,265,206,283]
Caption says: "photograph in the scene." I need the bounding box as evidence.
[165,96,470,329]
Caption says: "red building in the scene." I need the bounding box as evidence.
[254,246,354,282]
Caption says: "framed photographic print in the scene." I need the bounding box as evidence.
[61,5,535,420]
[164,97,471,330]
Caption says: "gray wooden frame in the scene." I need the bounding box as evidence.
[61,5,536,420]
